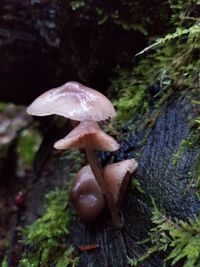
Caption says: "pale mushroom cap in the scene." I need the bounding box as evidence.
[71,165,105,223]
[103,159,138,203]
[54,120,119,151]
[27,81,116,121]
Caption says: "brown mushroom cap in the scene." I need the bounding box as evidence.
[54,120,119,151]
[27,81,116,121]
[103,159,138,203]
[71,165,105,223]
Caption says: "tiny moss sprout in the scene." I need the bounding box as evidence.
[172,135,198,166]
[131,178,145,194]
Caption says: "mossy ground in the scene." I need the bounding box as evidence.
[19,184,79,267]
[19,150,84,267]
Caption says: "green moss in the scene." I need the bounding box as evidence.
[128,204,200,267]
[192,153,200,194]
[132,178,145,194]
[70,0,85,11]
[172,135,198,166]
[0,102,7,112]
[0,143,9,158]
[95,6,148,35]
[19,149,85,266]
[110,53,172,125]
[111,1,199,125]
[20,182,78,267]
[192,100,200,131]
[136,23,200,56]
[171,133,200,194]
[169,0,199,26]
[194,118,200,129]
[70,0,170,39]
[111,67,148,124]
[55,248,79,267]
[17,129,42,168]
[61,149,85,176]
[1,256,8,267]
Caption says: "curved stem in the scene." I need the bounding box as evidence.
[85,136,122,228]
[85,136,110,203]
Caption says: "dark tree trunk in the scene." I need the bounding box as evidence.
[0,0,170,104]
[0,0,73,104]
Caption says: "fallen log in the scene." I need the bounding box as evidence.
[23,90,200,266]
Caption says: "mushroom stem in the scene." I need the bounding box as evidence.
[85,136,121,228]
[84,136,110,201]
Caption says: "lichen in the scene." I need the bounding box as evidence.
[128,203,200,267]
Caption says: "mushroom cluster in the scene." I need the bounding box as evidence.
[27,81,138,228]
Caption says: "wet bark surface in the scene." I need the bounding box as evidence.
[21,91,199,267]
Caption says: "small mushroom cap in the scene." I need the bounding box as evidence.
[54,120,119,151]
[103,159,138,203]
[27,81,116,121]
[71,165,105,223]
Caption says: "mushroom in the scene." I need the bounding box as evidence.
[27,81,116,121]
[27,81,119,226]
[103,159,138,228]
[54,120,119,151]
[54,120,119,224]
[71,165,105,223]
